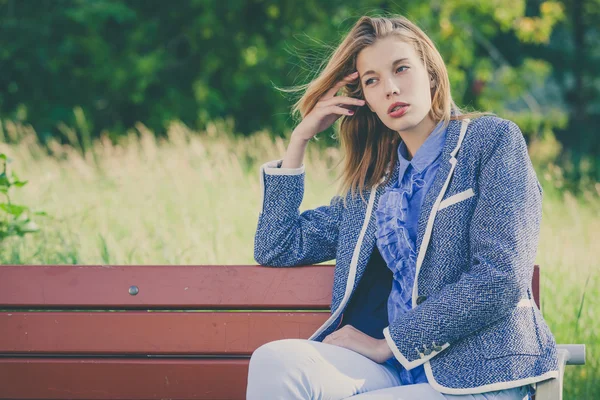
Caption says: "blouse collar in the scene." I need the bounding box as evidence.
[397,120,448,178]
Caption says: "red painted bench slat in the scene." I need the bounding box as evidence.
[0,358,248,399]
[0,311,328,354]
[0,265,335,309]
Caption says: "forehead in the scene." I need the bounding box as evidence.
[356,37,418,72]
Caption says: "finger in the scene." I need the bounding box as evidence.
[319,96,365,108]
[323,72,360,99]
[323,105,356,116]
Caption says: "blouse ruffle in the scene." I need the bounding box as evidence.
[375,167,429,386]
[375,170,426,319]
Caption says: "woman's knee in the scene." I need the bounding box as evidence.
[249,338,308,372]
[247,339,315,399]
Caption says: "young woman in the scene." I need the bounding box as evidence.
[247,14,559,400]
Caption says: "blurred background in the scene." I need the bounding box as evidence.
[0,0,598,397]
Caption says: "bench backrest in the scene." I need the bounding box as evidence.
[0,264,540,399]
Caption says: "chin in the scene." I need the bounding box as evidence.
[390,112,431,133]
[386,117,418,133]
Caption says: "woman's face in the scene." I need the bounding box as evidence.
[356,36,435,134]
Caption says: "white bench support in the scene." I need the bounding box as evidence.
[535,344,586,400]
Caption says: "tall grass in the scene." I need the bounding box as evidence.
[0,119,598,398]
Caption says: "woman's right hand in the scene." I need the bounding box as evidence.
[292,71,365,141]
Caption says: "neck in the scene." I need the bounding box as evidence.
[397,114,437,160]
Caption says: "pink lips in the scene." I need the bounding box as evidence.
[387,101,409,113]
[388,103,409,118]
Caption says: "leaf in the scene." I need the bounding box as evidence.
[0,203,28,217]
[0,173,9,187]
[13,180,28,188]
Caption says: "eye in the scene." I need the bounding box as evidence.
[364,66,409,86]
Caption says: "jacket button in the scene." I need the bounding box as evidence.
[423,346,432,356]
[416,295,427,305]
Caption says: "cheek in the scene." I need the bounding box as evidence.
[404,78,421,95]
[417,77,434,101]
[364,93,378,111]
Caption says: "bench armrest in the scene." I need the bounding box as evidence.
[556,344,586,365]
[534,344,586,400]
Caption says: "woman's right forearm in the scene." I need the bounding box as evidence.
[281,133,310,169]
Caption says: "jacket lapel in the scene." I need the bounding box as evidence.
[415,119,462,255]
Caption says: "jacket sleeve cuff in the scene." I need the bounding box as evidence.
[383,326,450,370]
[258,159,305,215]
[261,159,305,176]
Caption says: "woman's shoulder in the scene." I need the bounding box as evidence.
[463,114,524,153]
[457,114,532,171]
[465,114,520,135]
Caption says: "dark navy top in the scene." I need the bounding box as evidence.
[338,245,392,340]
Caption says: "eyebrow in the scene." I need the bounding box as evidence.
[361,58,410,78]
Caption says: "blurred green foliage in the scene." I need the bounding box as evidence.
[0,153,46,241]
[0,0,598,185]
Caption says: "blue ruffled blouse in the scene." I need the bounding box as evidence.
[375,120,448,385]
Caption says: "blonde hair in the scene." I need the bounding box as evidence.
[284,14,488,206]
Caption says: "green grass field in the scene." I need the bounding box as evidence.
[1,119,598,398]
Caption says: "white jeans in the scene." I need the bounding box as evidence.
[246,339,531,400]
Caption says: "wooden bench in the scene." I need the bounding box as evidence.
[0,264,585,399]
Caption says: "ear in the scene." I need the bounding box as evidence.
[430,75,436,89]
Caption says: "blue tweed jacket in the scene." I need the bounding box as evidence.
[254,116,559,395]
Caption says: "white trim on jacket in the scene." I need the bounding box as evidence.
[383,326,450,369]
[259,160,305,214]
[438,188,475,210]
[424,361,558,395]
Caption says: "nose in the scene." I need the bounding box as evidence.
[385,81,400,98]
